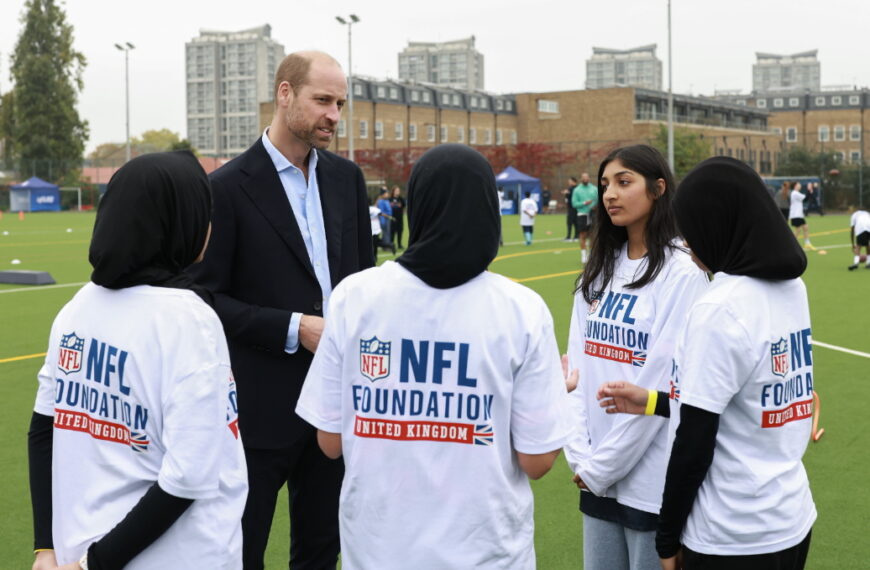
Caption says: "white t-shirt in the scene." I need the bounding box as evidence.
[564,245,708,514]
[34,283,247,569]
[520,197,537,226]
[669,273,816,555]
[850,210,870,235]
[296,261,571,570]
[788,190,805,219]
[369,205,382,236]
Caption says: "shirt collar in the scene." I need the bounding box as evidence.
[261,128,318,174]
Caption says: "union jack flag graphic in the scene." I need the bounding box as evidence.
[130,430,150,453]
[631,351,647,367]
[473,424,494,446]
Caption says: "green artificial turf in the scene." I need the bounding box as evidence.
[1,210,867,568]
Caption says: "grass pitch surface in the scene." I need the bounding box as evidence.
[1,210,867,568]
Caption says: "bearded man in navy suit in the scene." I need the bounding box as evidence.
[190,50,373,569]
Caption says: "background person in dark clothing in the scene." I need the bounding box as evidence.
[390,185,406,250]
[563,176,579,241]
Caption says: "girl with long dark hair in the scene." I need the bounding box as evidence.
[564,145,708,570]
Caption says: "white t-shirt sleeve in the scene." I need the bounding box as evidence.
[678,302,755,414]
[510,301,571,454]
[158,360,231,500]
[563,297,592,473]
[577,262,708,494]
[296,287,346,433]
[34,321,60,416]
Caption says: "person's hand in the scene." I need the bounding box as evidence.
[659,549,683,570]
[32,550,57,570]
[561,354,578,393]
[299,315,325,353]
[597,381,649,415]
[572,473,588,490]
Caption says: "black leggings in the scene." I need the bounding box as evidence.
[392,217,404,248]
[683,529,811,570]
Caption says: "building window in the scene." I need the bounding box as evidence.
[815,96,825,106]
[736,99,747,106]
[452,94,460,105]
[427,124,436,142]
[789,97,800,107]
[457,126,465,143]
[851,125,861,141]
[359,120,368,139]
[395,122,403,140]
[409,123,417,141]
[484,129,492,144]
[834,125,845,141]
[756,99,767,108]
[510,130,517,144]
[818,125,829,142]
[470,97,478,108]
[354,84,363,96]
[773,98,783,108]
[835,151,845,162]
[496,99,504,110]
[849,95,861,105]
[480,98,488,109]
[850,150,862,163]
[771,127,782,135]
[375,121,384,140]
[377,86,386,99]
[411,90,420,102]
[440,125,448,142]
[338,120,346,138]
[496,129,503,145]
[469,127,477,144]
[441,93,450,105]
[831,96,842,106]
[389,87,398,100]
[422,92,432,103]
[506,101,513,111]
[537,99,559,113]
[786,127,797,142]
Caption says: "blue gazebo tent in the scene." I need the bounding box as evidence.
[495,166,542,215]
[10,177,61,212]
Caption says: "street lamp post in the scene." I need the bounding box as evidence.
[336,15,360,162]
[115,42,135,163]
[667,0,674,172]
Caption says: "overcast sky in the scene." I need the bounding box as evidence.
[1,0,868,153]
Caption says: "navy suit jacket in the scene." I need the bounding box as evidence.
[190,139,374,449]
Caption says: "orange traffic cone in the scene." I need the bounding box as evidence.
[18,210,25,221]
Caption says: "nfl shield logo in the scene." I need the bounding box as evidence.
[360,337,391,382]
[58,332,85,375]
[770,337,790,378]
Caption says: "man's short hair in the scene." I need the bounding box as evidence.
[274,54,313,101]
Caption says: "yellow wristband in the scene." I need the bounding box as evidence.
[644,389,658,416]
[34,548,54,555]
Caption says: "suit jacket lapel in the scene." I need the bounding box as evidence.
[316,152,343,286]
[239,140,317,280]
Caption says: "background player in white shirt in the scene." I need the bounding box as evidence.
[564,145,708,570]
[599,157,816,570]
[29,152,247,570]
[520,191,538,245]
[296,144,571,569]
[789,181,811,246]
[847,209,870,270]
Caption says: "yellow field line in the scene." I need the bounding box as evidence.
[493,247,575,262]
[0,352,46,364]
[809,228,849,237]
[513,270,578,283]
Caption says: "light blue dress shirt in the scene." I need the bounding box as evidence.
[262,130,332,354]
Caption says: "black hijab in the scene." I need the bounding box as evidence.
[89,151,213,303]
[397,144,500,288]
[674,156,806,280]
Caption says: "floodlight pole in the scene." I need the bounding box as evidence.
[667,0,674,172]
[115,42,136,163]
[336,15,360,162]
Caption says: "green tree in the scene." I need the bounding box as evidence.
[774,146,839,177]
[651,125,712,179]
[0,91,15,167]
[9,0,88,182]
[133,128,182,153]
